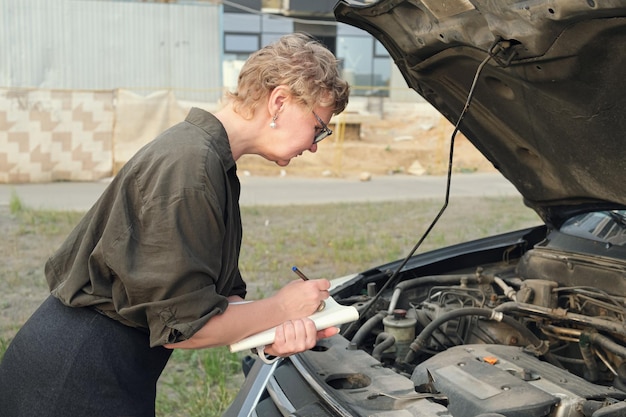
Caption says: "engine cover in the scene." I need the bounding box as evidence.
[411,345,626,417]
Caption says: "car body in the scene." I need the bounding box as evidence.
[223,1,626,416]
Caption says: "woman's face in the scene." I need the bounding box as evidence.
[264,102,333,167]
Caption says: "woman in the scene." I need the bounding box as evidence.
[0,33,350,416]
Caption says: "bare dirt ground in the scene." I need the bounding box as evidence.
[237,101,495,179]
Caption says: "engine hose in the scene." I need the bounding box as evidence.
[388,274,480,314]
[372,332,396,361]
[349,311,387,349]
[579,332,599,382]
[495,302,626,337]
[404,307,562,367]
[588,332,626,360]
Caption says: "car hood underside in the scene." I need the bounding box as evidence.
[334,0,626,226]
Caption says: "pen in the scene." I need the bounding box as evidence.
[292,266,325,311]
[292,266,309,281]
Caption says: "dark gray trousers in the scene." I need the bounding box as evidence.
[0,295,172,417]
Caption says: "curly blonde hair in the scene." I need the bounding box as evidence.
[226,33,350,119]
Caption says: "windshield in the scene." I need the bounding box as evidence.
[560,210,626,247]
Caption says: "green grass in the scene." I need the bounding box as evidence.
[156,348,243,417]
[0,194,540,416]
[9,190,24,214]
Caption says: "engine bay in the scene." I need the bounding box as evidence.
[327,226,626,417]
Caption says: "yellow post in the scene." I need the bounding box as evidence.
[332,113,346,176]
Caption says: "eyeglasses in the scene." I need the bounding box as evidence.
[312,111,333,144]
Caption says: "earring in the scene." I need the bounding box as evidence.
[270,114,278,129]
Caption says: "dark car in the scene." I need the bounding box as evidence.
[224,1,626,416]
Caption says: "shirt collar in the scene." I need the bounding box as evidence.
[185,107,236,172]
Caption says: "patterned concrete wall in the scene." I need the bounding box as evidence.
[112,89,191,175]
[0,89,114,183]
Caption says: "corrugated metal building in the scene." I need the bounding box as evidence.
[1,0,223,102]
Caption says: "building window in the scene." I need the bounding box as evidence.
[224,33,260,54]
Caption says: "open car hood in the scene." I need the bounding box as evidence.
[335,0,626,226]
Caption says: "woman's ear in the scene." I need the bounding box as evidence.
[267,85,290,116]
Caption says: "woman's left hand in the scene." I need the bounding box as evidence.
[263,318,339,357]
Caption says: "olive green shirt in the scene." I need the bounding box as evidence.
[46,108,246,347]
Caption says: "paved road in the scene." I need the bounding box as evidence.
[0,172,520,212]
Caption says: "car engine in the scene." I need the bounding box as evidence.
[336,230,626,417]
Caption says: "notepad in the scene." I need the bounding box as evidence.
[228,296,359,353]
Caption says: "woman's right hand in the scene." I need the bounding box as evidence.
[272,278,330,319]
